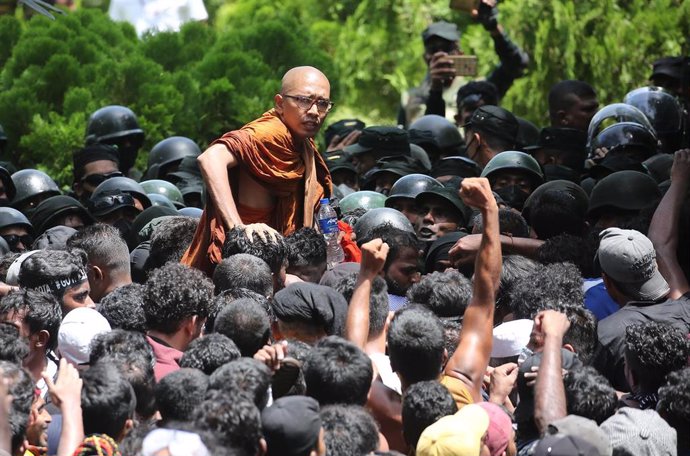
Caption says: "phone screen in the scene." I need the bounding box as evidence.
[449,0,478,12]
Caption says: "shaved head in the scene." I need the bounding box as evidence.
[275,66,332,141]
[281,66,330,94]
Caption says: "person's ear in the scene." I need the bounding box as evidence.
[258,438,267,456]
[562,343,575,354]
[441,348,449,370]
[556,109,569,126]
[34,330,50,350]
[90,265,104,282]
[274,94,284,114]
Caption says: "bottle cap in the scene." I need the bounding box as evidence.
[319,198,329,205]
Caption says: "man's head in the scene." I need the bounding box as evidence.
[388,305,445,388]
[455,81,500,127]
[333,271,389,341]
[0,207,33,252]
[0,289,61,362]
[155,367,209,424]
[213,254,273,297]
[463,105,519,167]
[67,223,131,303]
[650,56,686,97]
[657,367,690,449]
[18,249,94,314]
[303,336,373,406]
[208,358,272,410]
[0,360,34,455]
[72,144,121,205]
[523,181,589,240]
[96,283,147,332]
[143,263,213,351]
[213,299,271,357]
[365,224,422,296]
[222,227,288,294]
[402,380,458,449]
[624,322,689,394]
[261,396,326,456]
[597,228,670,304]
[385,174,444,226]
[275,66,332,141]
[415,187,468,243]
[548,80,599,131]
[81,361,136,442]
[179,333,241,375]
[320,405,379,456]
[481,151,544,211]
[422,21,461,66]
[564,366,617,424]
[144,216,199,272]
[407,269,472,318]
[285,228,327,283]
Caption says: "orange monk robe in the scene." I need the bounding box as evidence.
[182,109,332,274]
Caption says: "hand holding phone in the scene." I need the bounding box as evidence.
[448,55,478,77]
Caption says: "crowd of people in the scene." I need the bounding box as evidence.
[0,1,689,455]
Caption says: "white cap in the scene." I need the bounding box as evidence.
[58,307,111,366]
[491,319,533,358]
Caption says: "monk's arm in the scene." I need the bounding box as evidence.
[198,143,243,229]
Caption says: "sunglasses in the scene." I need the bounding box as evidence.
[81,171,123,187]
[88,193,135,212]
[2,234,34,248]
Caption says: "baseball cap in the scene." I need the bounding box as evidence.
[422,21,460,44]
[547,415,612,456]
[600,408,677,456]
[416,404,489,456]
[596,228,670,301]
[261,396,322,456]
[650,56,684,81]
[533,434,599,456]
[58,307,111,367]
[524,127,587,156]
[344,126,411,158]
[491,319,533,358]
[476,402,513,456]
[463,105,519,145]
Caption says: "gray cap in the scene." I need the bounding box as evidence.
[597,228,669,301]
[600,408,676,456]
[422,21,460,43]
[547,415,612,456]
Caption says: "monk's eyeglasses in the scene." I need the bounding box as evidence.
[283,94,334,113]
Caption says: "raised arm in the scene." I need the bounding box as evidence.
[197,143,243,230]
[43,359,84,456]
[649,149,690,299]
[345,239,389,350]
[444,177,501,401]
[533,310,570,433]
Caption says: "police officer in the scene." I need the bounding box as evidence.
[525,127,588,182]
[30,195,94,236]
[144,136,201,181]
[480,151,544,210]
[0,207,34,252]
[91,176,152,212]
[353,207,415,243]
[587,170,661,229]
[463,105,520,167]
[140,179,185,209]
[72,144,122,206]
[624,86,685,153]
[409,114,465,163]
[385,174,443,225]
[85,105,145,176]
[10,169,61,216]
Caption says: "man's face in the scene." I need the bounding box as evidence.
[0,310,30,338]
[563,95,599,132]
[352,152,377,175]
[0,225,32,252]
[423,37,460,66]
[374,172,400,196]
[287,262,327,284]
[490,170,535,194]
[62,281,95,313]
[416,195,463,242]
[275,73,331,141]
[331,169,357,189]
[26,396,51,447]
[385,247,421,296]
[53,212,87,230]
[387,198,423,225]
[74,160,120,201]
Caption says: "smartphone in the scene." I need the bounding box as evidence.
[449,55,478,77]
[449,0,478,12]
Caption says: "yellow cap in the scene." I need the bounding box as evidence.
[416,404,490,456]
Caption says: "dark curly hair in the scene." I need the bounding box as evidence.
[97,283,147,333]
[0,324,28,364]
[440,317,462,360]
[209,288,272,333]
[81,361,136,439]
[333,271,389,339]
[472,209,530,238]
[0,288,61,350]
[406,270,472,318]
[0,361,34,454]
[213,254,273,297]
[285,227,327,268]
[213,298,271,357]
[179,333,241,375]
[402,380,457,448]
[625,322,690,392]
[657,367,690,446]
[303,336,374,406]
[208,358,272,410]
[528,190,588,240]
[18,248,88,304]
[194,391,263,456]
[155,368,209,423]
[508,262,584,320]
[144,262,214,334]
[321,405,379,456]
[387,305,445,385]
[537,234,595,278]
[144,216,199,272]
[221,227,287,275]
[564,366,617,424]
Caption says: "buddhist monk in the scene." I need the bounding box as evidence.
[182,66,334,273]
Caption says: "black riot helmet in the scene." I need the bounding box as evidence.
[145,136,201,180]
[10,169,61,215]
[85,105,145,173]
[590,122,658,161]
[624,86,684,153]
[587,170,661,221]
[586,103,657,159]
[0,166,16,204]
[0,123,7,151]
[409,115,464,152]
[385,174,443,204]
[91,176,152,210]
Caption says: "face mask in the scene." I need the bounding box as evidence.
[494,185,530,211]
[117,146,138,173]
[113,218,134,240]
[544,164,579,183]
[337,183,356,196]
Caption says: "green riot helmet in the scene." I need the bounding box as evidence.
[140,179,185,209]
[624,86,684,153]
[145,136,201,180]
[586,103,657,159]
[147,193,177,210]
[353,207,415,243]
[339,191,387,214]
[480,151,544,188]
[92,176,152,210]
[10,169,61,215]
[85,105,145,173]
[409,114,464,153]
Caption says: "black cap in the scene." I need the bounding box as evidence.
[262,396,321,456]
[271,283,348,336]
[168,155,202,182]
[422,21,460,43]
[524,127,587,155]
[431,156,481,179]
[650,56,684,81]
[323,150,357,174]
[325,119,365,146]
[87,189,138,217]
[463,105,519,144]
[370,155,427,179]
[343,126,410,158]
